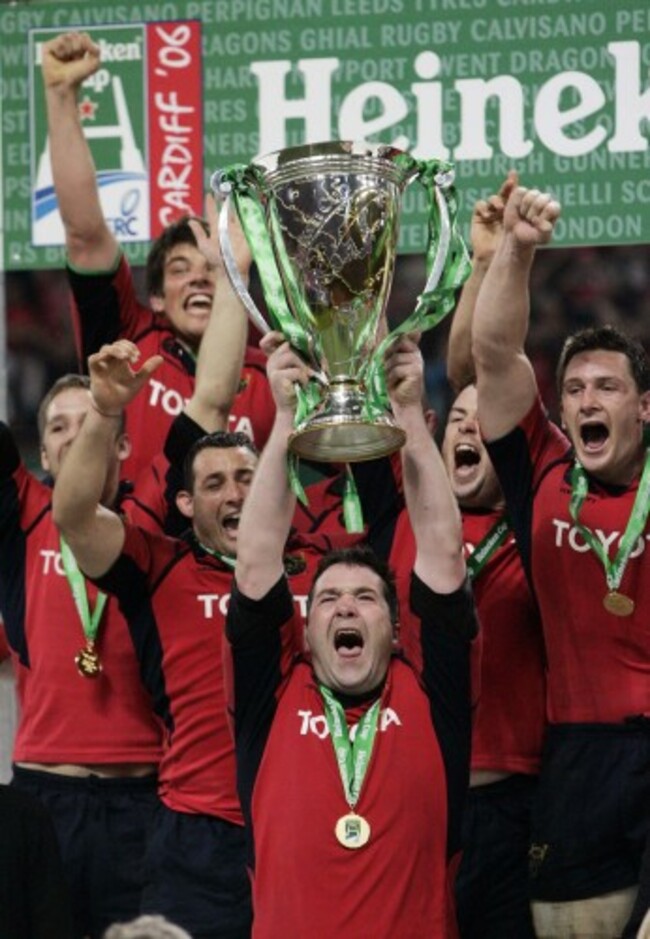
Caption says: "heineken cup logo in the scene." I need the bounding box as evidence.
[214,141,471,463]
[30,22,203,248]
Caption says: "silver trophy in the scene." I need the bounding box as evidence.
[213,141,466,462]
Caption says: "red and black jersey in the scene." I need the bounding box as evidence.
[68,256,275,480]
[0,422,162,765]
[390,506,546,775]
[459,510,546,774]
[486,397,650,724]
[94,524,241,820]
[225,574,478,939]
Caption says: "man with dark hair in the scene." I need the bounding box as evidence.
[145,216,211,301]
[181,431,258,494]
[42,30,274,480]
[224,332,478,937]
[306,545,399,624]
[555,324,650,399]
[472,185,650,939]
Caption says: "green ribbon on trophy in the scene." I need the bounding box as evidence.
[213,142,470,531]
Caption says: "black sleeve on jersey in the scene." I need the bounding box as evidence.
[67,265,123,366]
[352,455,403,561]
[162,412,211,536]
[485,427,537,580]
[0,422,20,479]
[94,554,174,732]
[413,574,478,860]
[226,576,293,858]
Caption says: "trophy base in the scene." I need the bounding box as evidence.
[288,383,406,462]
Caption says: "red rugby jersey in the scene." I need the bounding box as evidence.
[486,397,650,723]
[226,574,477,939]
[390,506,546,774]
[0,427,163,765]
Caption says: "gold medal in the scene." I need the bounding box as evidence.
[335,813,371,850]
[75,644,102,678]
[603,591,635,617]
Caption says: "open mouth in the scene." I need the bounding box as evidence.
[454,443,480,475]
[222,514,240,534]
[580,422,609,451]
[184,293,213,312]
[334,628,364,655]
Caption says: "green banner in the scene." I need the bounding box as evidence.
[1,0,649,270]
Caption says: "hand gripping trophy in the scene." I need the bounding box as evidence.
[213,140,470,463]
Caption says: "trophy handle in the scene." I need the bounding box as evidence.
[421,175,452,297]
[217,193,270,338]
[214,184,328,390]
[360,164,470,406]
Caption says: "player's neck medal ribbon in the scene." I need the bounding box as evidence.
[320,683,381,849]
[60,537,107,678]
[569,453,650,617]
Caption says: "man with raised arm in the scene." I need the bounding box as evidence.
[224,333,478,937]
[441,175,545,939]
[41,30,274,479]
[2,206,251,938]
[472,185,650,939]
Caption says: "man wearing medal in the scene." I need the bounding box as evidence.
[225,334,478,937]
[471,185,650,939]
[0,368,163,939]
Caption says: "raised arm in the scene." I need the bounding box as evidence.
[42,31,118,270]
[471,186,561,441]
[385,336,465,594]
[52,341,162,577]
[234,334,310,599]
[184,195,252,432]
[447,171,518,393]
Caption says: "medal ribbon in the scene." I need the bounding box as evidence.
[319,684,381,808]
[465,516,510,581]
[568,450,650,593]
[59,536,108,646]
[197,540,236,569]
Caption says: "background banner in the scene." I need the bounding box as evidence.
[1,0,649,269]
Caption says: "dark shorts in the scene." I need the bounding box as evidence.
[529,721,650,902]
[455,773,537,939]
[141,801,252,939]
[11,765,158,939]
